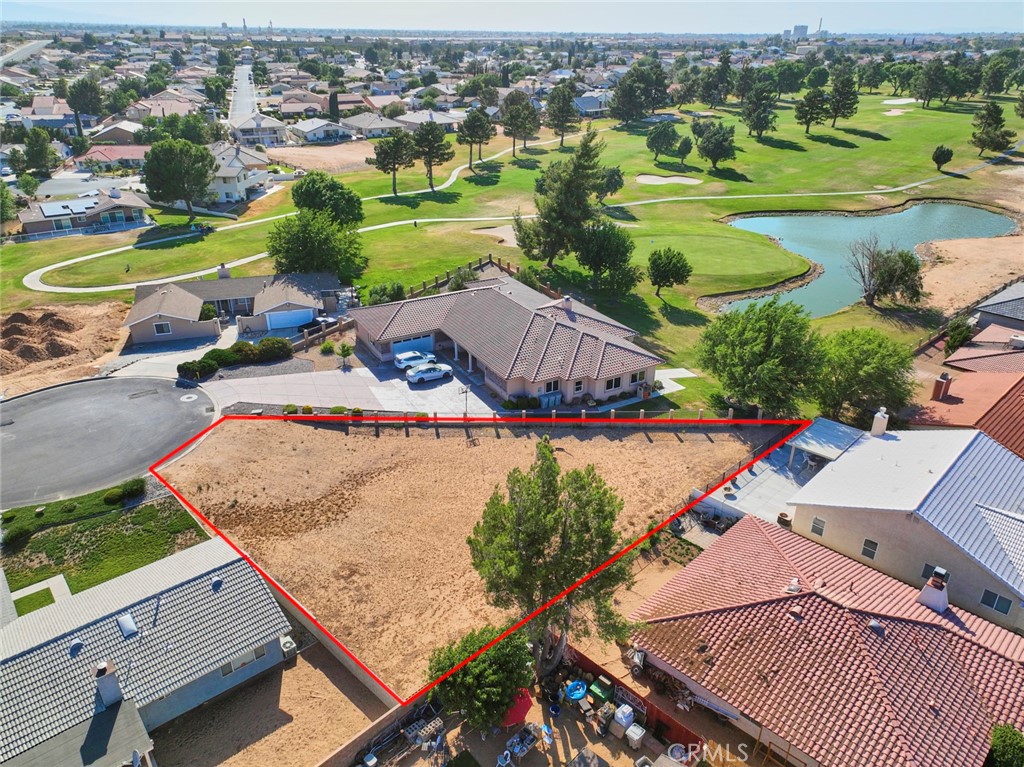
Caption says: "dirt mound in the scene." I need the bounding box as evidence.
[13,343,47,363]
[44,337,79,358]
[37,312,81,333]
[4,312,31,325]
[1,323,28,339]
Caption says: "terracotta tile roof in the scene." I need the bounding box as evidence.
[977,374,1024,459]
[912,372,1024,428]
[632,517,1024,767]
[945,347,1024,373]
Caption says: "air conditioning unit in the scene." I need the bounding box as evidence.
[279,635,298,659]
[1009,335,1024,350]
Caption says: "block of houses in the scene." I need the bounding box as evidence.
[341,111,405,137]
[17,189,149,236]
[207,141,270,203]
[631,515,1024,767]
[350,276,663,406]
[786,424,1024,633]
[289,118,356,143]
[124,272,342,344]
[89,119,144,145]
[74,144,150,171]
[20,95,97,135]
[0,537,294,767]
[229,112,288,147]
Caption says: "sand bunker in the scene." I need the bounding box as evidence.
[636,174,703,186]
[471,224,519,247]
[883,109,913,116]
[882,98,920,105]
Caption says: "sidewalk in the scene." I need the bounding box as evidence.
[11,574,72,603]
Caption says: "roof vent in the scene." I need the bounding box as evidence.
[870,406,889,437]
[867,619,885,637]
[211,576,224,592]
[787,605,803,620]
[784,578,801,594]
[117,613,138,638]
[69,638,84,657]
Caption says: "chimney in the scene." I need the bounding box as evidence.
[931,373,952,401]
[217,263,230,279]
[95,660,123,707]
[869,407,889,437]
[917,567,950,614]
[109,187,121,199]
[561,295,572,311]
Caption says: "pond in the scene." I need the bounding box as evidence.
[726,203,1017,318]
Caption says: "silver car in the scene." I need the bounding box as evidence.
[394,350,437,370]
[405,362,453,384]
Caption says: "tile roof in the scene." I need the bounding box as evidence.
[976,374,1024,459]
[912,372,1024,428]
[977,282,1024,322]
[133,273,340,308]
[79,144,150,162]
[632,516,1024,767]
[945,345,1024,374]
[0,538,290,763]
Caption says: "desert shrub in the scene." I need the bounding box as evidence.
[60,501,77,514]
[256,336,293,362]
[103,488,123,505]
[320,340,335,354]
[301,405,314,414]
[121,478,146,497]
[282,404,298,415]
[329,406,348,414]
[199,302,217,320]
[202,347,241,368]
[230,340,261,363]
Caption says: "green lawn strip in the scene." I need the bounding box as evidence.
[2,499,203,594]
[1,481,148,541]
[13,588,55,616]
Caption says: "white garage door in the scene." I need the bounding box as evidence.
[266,308,314,329]
[392,334,434,355]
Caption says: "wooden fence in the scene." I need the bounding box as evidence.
[292,318,356,352]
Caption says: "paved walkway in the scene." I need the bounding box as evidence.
[107,325,240,378]
[10,574,72,603]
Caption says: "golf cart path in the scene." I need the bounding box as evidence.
[24,136,1023,294]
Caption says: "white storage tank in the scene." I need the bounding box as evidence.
[614,704,635,729]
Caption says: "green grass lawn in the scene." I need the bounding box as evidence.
[2,499,204,594]
[1,480,149,543]
[13,588,55,616]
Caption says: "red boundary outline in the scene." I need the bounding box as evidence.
[150,414,811,707]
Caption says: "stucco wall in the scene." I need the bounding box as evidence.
[789,503,1023,633]
[128,316,221,345]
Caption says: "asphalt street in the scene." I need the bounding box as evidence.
[0,378,215,508]
[229,64,256,120]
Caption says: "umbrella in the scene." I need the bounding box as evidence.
[501,688,534,728]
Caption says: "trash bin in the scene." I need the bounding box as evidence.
[626,724,646,751]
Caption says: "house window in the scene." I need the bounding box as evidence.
[861,539,878,560]
[605,376,622,392]
[630,371,646,385]
[153,322,172,336]
[981,589,1012,615]
[53,218,73,231]
[574,380,583,394]
[544,381,559,394]
[810,517,826,537]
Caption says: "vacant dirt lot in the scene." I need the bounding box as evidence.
[268,142,376,174]
[163,420,777,698]
[920,235,1023,313]
[0,302,129,396]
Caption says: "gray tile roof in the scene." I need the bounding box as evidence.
[0,538,291,762]
[978,282,1024,322]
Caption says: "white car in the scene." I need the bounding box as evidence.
[394,350,437,370]
[0,166,11,176]
[405,362,453,384]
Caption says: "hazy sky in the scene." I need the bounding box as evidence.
[4,1,1022,35]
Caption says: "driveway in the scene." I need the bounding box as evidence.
[203,359,496,415]
[0,378,215,508]
[107,326,239,378]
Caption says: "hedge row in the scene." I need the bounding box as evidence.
[177,337,293,380]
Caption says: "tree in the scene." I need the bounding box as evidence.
[427,625,534,731]
[911,58,946,108]
[813,328,915,426]
[503,91,540,156]
[367,281,405,305]
[365,129,417,196]
[696,297,821,416]
[772,61,806,98]
[828,69,859,127]
[647,247,692,297]
[67,77,104,136]
[575,219,638,290]
[794,87,829,133]
[645,121,679,161]
[411,122,455,192]
[944,315,972,357]
[336,341,354,368]
[291,170,364,226]
[328,91,340,122]
[467,437,635,676]
[53,77,69,99]
[610,76,646,123]
[696,122,736,171]
[804,65,829,89]
[142,138,217,220]
[988,724,1024,767]
[677,135,693,164]
[170,48,185,67]
[458,108,496,169]
[740,80,778,139]
[845,235,924,308]
[0,183,16,222]
[545,81,581,147]
[24,128,58,171]
[932,144,954,171]
[267,209,365,283]
[17,173,39,198]
[382,102,407,119]
[1016,90,1024,119]
[596,166,624,204]
[969,101,1017,156]
[6,148,27,175]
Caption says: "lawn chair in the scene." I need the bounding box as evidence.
[497,750,513,767]
[541,725,554,747]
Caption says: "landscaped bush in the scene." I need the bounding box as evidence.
[329,406,349,414]
[618,391,632,401]
[2,521,32,551]
[230,340,262,363]
[350,407,364,416]
[282,404,299,415]
[103,488,123,505]
[513,266,542,290]
[652,379,665,391]
[202,347,242,368]
[502,399,516,410]
[60,502,77,514]
[121,478,146,497]
[256,336,293,362]
[367,282,405,305]
[177,358,219,380]
[446,266,476,292]
[301,405,314,414]
[199,303,217,321]
[320,340,335,355]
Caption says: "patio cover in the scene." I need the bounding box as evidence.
[501,688,534,728]
[786,417,863,461]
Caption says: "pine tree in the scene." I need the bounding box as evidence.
[794,87,829,133]
[545,81,581,147]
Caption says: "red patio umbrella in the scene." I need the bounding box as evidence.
[501,688,534,728]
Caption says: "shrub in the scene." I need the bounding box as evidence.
[256,336,293,362]
[329,406,349,414]
[514,266,541,290]
[282,404,298,415]
[202,347,241,367]
[229,340,261,363]
[618,391,632,401]
[2,521,32,550]
[528,397,540,409]
[301,405,314,414]
[320,340,335,355]
[60,501,77,514]
[367,282,405,305]
[446,266,476,292]
[350,407,364,416]
[121,477,146,497]
[177,358,219,380]
[945,315,972,357]
[652,379,665,391]
[103,488,123,505]
[199,302,217,321]
[502,399,516,409]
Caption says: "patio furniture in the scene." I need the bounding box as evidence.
[497,751,513,767]
[507,724,540,761]
[541,725,554,747]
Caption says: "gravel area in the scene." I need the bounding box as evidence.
[209,358,313,381]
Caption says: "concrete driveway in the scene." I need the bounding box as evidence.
[0,378,215,508]
[203,360,497,415]
[108,326,239,378]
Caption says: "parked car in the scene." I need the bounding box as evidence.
[293,169,307,177]
[0,166,11,176]
[393,350,437,370]
[405,362,453,383]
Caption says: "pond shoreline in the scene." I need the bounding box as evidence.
[718,196,1023,227]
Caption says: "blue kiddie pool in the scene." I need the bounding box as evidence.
[566,681,587,701]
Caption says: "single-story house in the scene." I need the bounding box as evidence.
[207,141,270,203]
[125,96,196,121]
[289,118,357,143]
[279,100,323,120]
[124,271,342,344]
[350,276,663,405]
[632,515,1024,767]
[230,112,288,147]
[17,188,149,236]
[341,111,405,138]
[974,282,1024,331]
[332,91,370,111]
[393,109,460,132]
[74,144,150,170]
[0,537,293,767]
[944,321,1024,374]
[364,94,404,112]
[89,119,145,145]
